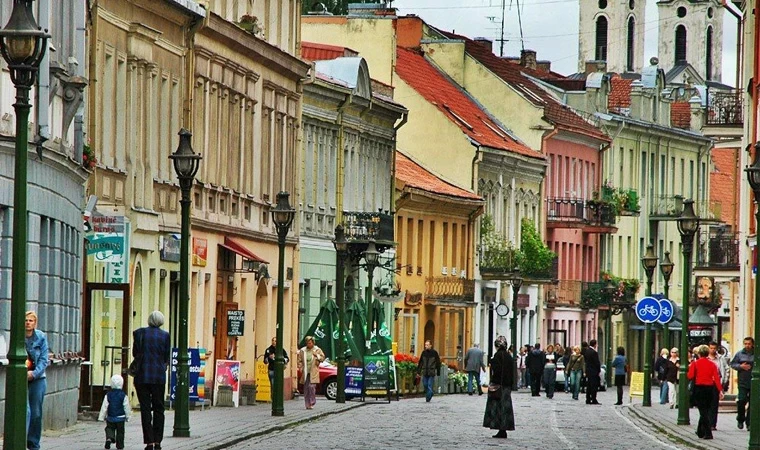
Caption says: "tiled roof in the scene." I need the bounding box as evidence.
[395,46,543,160]
[608,75,632,113]
[710,148,739,227]
[396,152,483,201]
[670,101,691,129]
[301,42,359,61]
[433,29,609,142]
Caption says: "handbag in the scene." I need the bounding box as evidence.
[128,329,143,377]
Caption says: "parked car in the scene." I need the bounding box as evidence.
[297,360,338,400]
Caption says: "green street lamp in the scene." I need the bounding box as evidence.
[659,251,674,351]
[676,198,699,426]
[363,241,380,350]
[332,225,349,403]
[745,145,760,448]
[510,270,522,390]
[601,279,617,388]
[0,1,49,447]
[169,129,201,437]
[271,191,295,416]
[641,244,659,407]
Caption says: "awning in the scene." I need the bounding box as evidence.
[219,236,268,264]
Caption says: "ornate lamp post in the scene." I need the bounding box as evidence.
[0,2,49,446]
[511,270,523,390]
[271,192,295,416]
[676,199,699,425]
[363,241,380,350]
[659,251,674,351]
[169,129,202,437]
[601,279,617,388]
[641,244,659,407]
[745,146,760,448]
[333,225,349,403]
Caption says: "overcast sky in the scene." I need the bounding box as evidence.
[392,0,740,86]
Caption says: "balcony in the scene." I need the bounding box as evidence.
[599,184,640,216]
[546,197,617,233]
[425,277,476,305]
[706,91,743,126]
[545,280,582,307]
[579,279,637,310]
[342,210,394,249]
[649,194,684,219]
[696,231,740,270]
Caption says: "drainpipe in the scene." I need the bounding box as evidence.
[87,0,99,166]
[74,0,87,162]
[391,112,408,214]
[335,93,353,224]
[471,144,481,191]
[182,12,206,129]
[36,0,51,147]
[722,0,743,89]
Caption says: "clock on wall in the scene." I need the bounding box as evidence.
[495,303,510,317]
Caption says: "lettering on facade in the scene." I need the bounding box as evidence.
[227,310,245,337]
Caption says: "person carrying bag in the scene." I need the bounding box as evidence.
[482,336,515,439]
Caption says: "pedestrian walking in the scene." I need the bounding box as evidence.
[297,336,325,409]
[464,343,486,395]
[730,336,754,429]
[417,340,441,402]
[655,348,669,404]
[688,345,724,440]
[565,345,585,400]
[584,340,601,405]
[263,337,289,393]
[611,347,627,405]
[561,347,571,393]
[98,374,132,450]
[664,347,680,409]
[25,310,50,450]
[133,311,171,450]
[707,341,728,430]
[483,336,515,439]
[517,346,528,389]
[543,344,557,399]
[525,343,546,397]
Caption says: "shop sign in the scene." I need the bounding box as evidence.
[193,237,207,267]
[160,235,181,262]
[227,310,245,337]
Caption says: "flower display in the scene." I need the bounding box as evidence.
[82,144,97,170]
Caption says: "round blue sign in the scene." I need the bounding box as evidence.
[635,297,662,323]
[657,299,674,324]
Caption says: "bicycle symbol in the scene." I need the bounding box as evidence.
[639,305,658,316]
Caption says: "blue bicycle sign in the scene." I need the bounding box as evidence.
[657,299,674,324]
[635,297,662,323]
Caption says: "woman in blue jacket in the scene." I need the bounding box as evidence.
[25,310,50,450]
[612,347,627,405]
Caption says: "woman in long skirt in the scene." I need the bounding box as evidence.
[483,336,516,439]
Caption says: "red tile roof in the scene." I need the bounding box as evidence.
[301,42,359,61]
[710,148,740,227]
[670,101,691,129]
[608,75,632,113]
[433,30,609,143]
[396,152,483,201]
[395,46,543,160]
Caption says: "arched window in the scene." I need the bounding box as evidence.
[627,17,635,71]
[706,26,713,79]
[675,25,687,62]
[596,16,608,61]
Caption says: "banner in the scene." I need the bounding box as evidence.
[255,360,271,402]
[169,348,205,402]
[345,365,363,397]
[214,360,241,407]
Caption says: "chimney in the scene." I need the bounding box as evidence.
[536,61,552,73]
[520,49,537,70]
[585,60,606,75]
[473,37,493,53]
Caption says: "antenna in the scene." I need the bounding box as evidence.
[516,0,525,52]
[487,0,507,57]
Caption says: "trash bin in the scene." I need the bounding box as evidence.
[217,385,234,407]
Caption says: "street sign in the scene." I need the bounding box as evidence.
[656,299,675,324]
[635,296,661,323]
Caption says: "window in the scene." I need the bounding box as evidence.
[629,0,634,9]
[599,0,607,8]
[706,26,713,80]
[595,16,608,61]
[677,6,687,18]
[627,17,635,71]
[675,25,687,62]
[707,7,714,18]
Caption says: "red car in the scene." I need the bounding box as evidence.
[297,361,338,400]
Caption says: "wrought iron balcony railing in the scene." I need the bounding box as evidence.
[580,281,636,310]
[696,232,740,269]
[545,280,582,307]
[425,277,476,303]
[706,91,743,126]
[546,197,616,227]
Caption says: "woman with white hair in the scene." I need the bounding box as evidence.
[133,311,170,450]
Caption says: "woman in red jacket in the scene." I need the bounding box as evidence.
[688,345,724,439]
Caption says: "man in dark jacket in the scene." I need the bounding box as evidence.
[525,343,546,396]
[584,339,601,405]
[263,337,289,395]
[731,337,754,429]
[418,340,441,402]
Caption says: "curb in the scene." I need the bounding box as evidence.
[626,406,710,450]
[206,402,366,450]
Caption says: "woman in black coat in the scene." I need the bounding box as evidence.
[483,336,516,439]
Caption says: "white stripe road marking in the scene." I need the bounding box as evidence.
[551,400,578,449]
[613,406,682,449]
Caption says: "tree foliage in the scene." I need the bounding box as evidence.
[301,0,350,15]
[519,218,556,278]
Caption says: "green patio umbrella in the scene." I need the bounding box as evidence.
[299,298,362,362]
[369,298,392,356]
[345,299,367,361]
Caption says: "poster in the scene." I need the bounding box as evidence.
[169,348,205,402]
[255,360,271,402]
[363,355,390,398]
[345,366,363,397]
[214,360,241,407]
[227,310,245,336]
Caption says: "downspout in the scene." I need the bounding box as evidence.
[335,93,353,224]
[36,0,51,147]
[391,112,408,214]
[74,0,87,162]
[182,13,206,129]
[471,144,481,191]
[752,0,760,147]
[722,0,743,89]
[87,0,98,167]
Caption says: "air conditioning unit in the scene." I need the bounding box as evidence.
[441,266,448,275]
[451,267,458,276]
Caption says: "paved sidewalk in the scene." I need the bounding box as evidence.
[4,398,363,450]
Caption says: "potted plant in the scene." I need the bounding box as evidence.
[394,353,419,394]
[82,143,97,170]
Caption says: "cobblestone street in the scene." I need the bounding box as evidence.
[230,389,684,450]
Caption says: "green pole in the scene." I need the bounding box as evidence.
[606,308,613,388]
[273,234,287,416]
[172,172,192,436]
[662,281,670,352]
[750,207,760,449]
[366,266,374,351]
[677,239,693,425]
[511,282,519,390]
[335,230,347,403]
[4,84,31,450]
[642,277,653,407]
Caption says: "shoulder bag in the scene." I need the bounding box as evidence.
[128,328,143,377]
[488,352,507,400]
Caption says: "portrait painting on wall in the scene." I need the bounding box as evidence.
[694,276,719,306]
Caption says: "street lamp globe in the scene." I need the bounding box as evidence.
[641,244,658,277]
[747,143,760,196]
[659,251,674,280]
[602,279,616,298]
[512,270,523,291]
[271,192,296,237]
[333,224,348,253]
[364,240,380,267]
[0,0,49,86]
[169,129,201,187]
[676,199,700,239]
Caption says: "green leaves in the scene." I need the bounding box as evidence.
[520,218,556,279]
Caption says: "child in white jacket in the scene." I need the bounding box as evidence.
[98,374,132,449]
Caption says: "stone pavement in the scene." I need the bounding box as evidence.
[2,397,363,450]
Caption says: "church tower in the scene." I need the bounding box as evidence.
[657,0,723,82]
[578,0,646,74]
